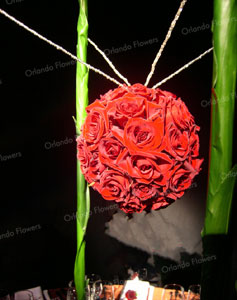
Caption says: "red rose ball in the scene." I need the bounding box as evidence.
[77,83,203,213]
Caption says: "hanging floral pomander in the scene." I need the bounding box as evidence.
[77,83,203,213]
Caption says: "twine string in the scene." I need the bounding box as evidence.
[0,8,124,87]
[88,38,130,86]
[152,47,213,88]
[0,7,212,90]
[144,0,188,87]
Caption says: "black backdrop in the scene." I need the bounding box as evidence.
[1,0,235,294]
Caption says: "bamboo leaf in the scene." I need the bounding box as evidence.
[201,2,237,298]
[202,0,237,235]
[74,0,90,299]
[203,164,237,234]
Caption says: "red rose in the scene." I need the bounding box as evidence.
[125,290,137,300]
[166,158,203,200]
[129,83,149,95]
[168,165,193,199]
[119,198,146,214]
[151,197,171,210]
[98,137,124,168]
[86,151,106,184]
[170,98,194,130]
[189,158,204,174]
[98,170,130,201]
[132,182,158,201]
[129,83,157,101]
[100,85,127,102]
[113,93,146,118]
[86,99,106,112]
[189,126,200,157]
[77,83,203,213]
[117,155,161,183]
[82,110,105,145]
[165,124,190,160]
[155,89,176,106]
[123,117,164,154]
[106,95,147,144]
[146,101,165,121]
[76,136,90,175]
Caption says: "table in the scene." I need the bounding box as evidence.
[109,285,189,300]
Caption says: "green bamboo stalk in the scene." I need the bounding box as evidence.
[201,1,237,298]
[74,0,90,299]
[202,0,237,236]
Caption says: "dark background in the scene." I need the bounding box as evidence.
[0,0,236,296]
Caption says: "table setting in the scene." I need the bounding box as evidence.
[84,273,201,300]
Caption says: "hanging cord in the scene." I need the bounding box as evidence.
[0,8,125,88]
[152,47,213,88]
[0,7,212,90]
[144,0,187,87]
[87,38,130,86]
